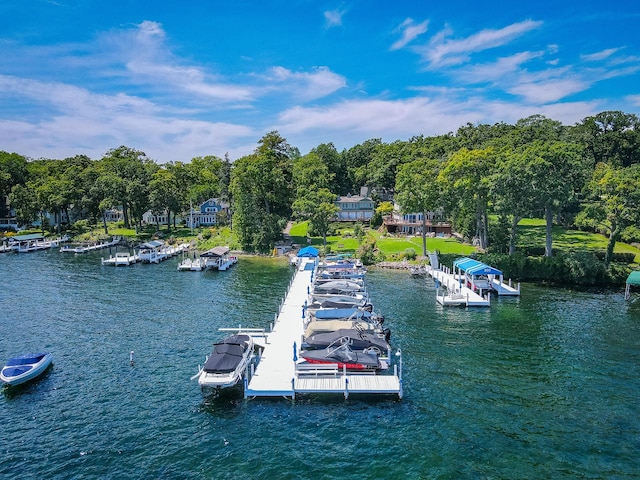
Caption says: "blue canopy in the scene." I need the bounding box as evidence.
[297,246,319,257]
[453,257,502,276]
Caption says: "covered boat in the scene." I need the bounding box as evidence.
[303,328,390,353]
[0,352,53,386]
[300,342,381,370]
[196,334,254,389]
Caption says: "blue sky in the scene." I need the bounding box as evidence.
[1,1,639,163]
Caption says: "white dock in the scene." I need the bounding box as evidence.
[427,265,491,307]
[491,278,521,295]
[245,259,402,399]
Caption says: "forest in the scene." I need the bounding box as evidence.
[1,110,640,271]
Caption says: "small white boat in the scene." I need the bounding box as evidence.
[0,352,53,386]
[194,334,254,389]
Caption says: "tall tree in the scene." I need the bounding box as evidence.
[578,163,640,266]
[292,152,337,246]
[439,148,496,250]
[522,141,587,256]
[230,132,294,252]
[395,158,443,256]
[575,111,640,167]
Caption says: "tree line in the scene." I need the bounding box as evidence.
[1,111,640,265]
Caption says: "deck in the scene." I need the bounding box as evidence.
[245,258,402,399]
[427,265,491,307]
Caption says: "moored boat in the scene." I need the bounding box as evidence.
[300,342,382,371]
[195,334,254,389]
[0,352,53,386]
[302,328,390,353]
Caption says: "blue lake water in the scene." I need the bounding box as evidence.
[1,249,639,479]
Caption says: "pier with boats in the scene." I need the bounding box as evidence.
[425,254,520,307]
[195,253,402,399]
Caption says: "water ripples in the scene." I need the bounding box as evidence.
[1,253,640,477]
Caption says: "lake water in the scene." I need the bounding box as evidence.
[1,249,639,479]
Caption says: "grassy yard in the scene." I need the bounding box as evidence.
[288,221,475,257]
[516,218,640,262]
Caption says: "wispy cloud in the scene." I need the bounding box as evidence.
[263,66,346,101]
[391,18,429,51]
[416,20,543,67]
[581,48,620,62]
[459,51,544,83]
[0,74,254,161]
[324,9,345,28]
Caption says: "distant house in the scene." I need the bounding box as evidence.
[142,210,176,226]
[104,209,124,223]
[185,198,230,228]
[383,203,452,235]
[335,187,375,222]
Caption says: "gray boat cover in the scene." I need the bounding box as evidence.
[203,335,250,373]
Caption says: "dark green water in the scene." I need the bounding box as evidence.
[1,250,639,479]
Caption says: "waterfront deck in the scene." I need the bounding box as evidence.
[427,265,491,307]
[245,258,402,399]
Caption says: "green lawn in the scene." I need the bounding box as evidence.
[288,221,476,257]
[516,220,640,262]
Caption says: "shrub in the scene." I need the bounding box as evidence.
[404,248,417,260]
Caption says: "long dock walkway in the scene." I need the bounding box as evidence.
[245,259,402,399]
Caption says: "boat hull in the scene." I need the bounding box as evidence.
[0,352,53,386]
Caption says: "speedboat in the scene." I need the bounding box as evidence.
[300,342,381,371]
[195,334,254,389]
[303,328,390,354]
[0,352,53,386]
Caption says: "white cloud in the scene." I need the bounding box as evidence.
[416,20,543,67]
[627,95,640,107]
[581,48,619,62]
[0,74,254,162]
[324,9,345,28]
[508,78,589,103]
[391,18,429,51]
[460,51,543,83]
[263,66,346,101]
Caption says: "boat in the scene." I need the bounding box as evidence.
[309,292,368,305]
[300,341,382,371]
[303,328,390,353]
[309,306,383,324]
[304,319,381,338]
[312,280,365,294]
[195,334,254,389]
[0,352,53,386]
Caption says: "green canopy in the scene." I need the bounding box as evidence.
[626,271,640,286]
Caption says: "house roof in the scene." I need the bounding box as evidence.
[336,195,372,203]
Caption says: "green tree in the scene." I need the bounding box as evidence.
[578,163,640,266]
[0,151,28,218]
[523,141,587,257]
[439,148,495,250]
[230,132,294,252]
[395,158,443,256]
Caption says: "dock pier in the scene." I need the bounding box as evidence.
[245,258,402,400]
